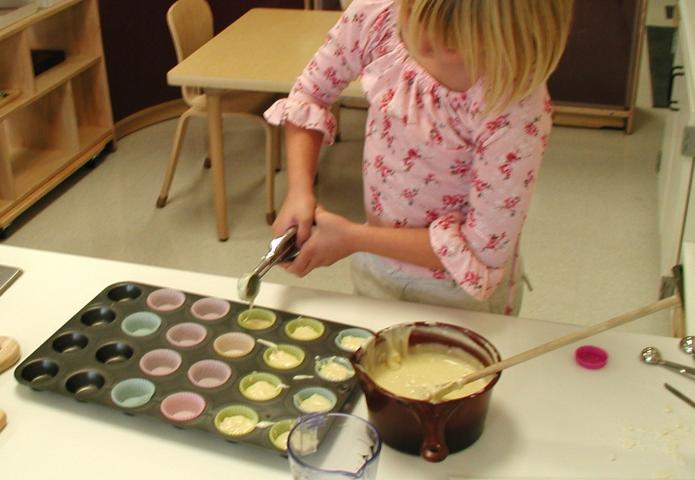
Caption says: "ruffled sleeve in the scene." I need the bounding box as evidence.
[429,87,553,300]
[264,0,393,144]
[264,97,338,145]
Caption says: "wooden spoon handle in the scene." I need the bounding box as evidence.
[0,408,6,432]
[433,295,680,400]
[0,336,20,374]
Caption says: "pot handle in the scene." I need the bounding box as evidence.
[409,402,457,463]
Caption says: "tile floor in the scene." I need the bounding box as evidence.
[1,1,678,336]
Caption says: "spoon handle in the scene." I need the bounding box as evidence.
[664,383,695,408]
[660,360,695,377]
[431,295,680,400]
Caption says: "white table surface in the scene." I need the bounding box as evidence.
[0,245,693,479]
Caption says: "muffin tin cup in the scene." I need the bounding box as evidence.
[65,370,105,399]
[263,344,306,370]
[187,360,232,389]
[122,312,161,337]
[166,322,208,348]
[268,418,296,451]
[14,281,368,454]
[237,308,277,331]
[334,328,374,353]
[239,372,285,402]
[139,349,182,377]
[191,298,231,321]
[20,358,60,384]
[214,405,260,437]
[293,387,338,414]
[315,356,355,382]
[96,342,134,365]
[52,332,89,353]
[284,317,326,342]
[111,378,156,408]
[107,284,142,302]
[213,332,255,359]
[146,288,186,312]
[160,392,206,422]
[81,307,116,327]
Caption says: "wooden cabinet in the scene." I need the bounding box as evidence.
[549,0,647,133]
[0,0,114,232]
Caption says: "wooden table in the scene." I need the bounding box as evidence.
[0,245,693,478]
[167,8,360,241]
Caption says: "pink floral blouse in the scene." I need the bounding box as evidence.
[264,0,552,303]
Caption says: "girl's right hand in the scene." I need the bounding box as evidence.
[272,190,316,247]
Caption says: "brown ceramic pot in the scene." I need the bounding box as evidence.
[351,322,501,462]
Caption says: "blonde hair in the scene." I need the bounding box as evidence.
[400,0,574,114]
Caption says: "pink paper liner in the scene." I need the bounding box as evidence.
[213,332,255,358]
[166,322,208,347]
[187,360,232,388]
[146,288,186,312]
[190,298,231,321]
[160,392,206,422]
[139,348,182,376]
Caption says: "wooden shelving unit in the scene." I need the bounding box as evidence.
[548,0,647,133]
[0,0,114,233]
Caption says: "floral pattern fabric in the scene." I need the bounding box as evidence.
[264,0,552,302]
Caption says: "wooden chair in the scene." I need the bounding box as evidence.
[156,0,281,224]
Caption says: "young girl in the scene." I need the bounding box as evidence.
[264,0,574,315]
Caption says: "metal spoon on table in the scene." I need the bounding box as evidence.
[680,336,694,360]
[640,347,695,378]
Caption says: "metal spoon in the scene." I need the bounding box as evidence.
[680,336,694,358]
[237,226,300,303]
[640,347,695,378]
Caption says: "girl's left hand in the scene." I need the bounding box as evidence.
[284,205,357,277]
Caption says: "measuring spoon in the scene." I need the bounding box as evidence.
[640,347,695,378]
[679,336,694,359]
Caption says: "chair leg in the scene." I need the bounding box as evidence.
[157,109,193,208]
[272,125,282,172]
[203,131,212,170]
[264,122,277,225]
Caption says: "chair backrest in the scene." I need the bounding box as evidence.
[167,0,214,105]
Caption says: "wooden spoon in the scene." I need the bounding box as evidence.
[430,295,680,402]
[0,336,20,374]
[0,336,20,433]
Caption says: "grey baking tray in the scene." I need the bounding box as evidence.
[14,282,370,453]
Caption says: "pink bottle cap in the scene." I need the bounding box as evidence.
[575,345,608,369]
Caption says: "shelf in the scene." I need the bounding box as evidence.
[0,0,114,229]
[35,53,99,93]
[0,0,83,42]
[0,53,99,121]
[78,124,111,150]
[9,148,73,200]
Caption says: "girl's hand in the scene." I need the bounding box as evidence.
[285,205,358,277]
[272,190,316,247]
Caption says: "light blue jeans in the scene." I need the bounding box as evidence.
[350,252,523,315]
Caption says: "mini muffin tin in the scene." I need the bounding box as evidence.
[14,282,372,453]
